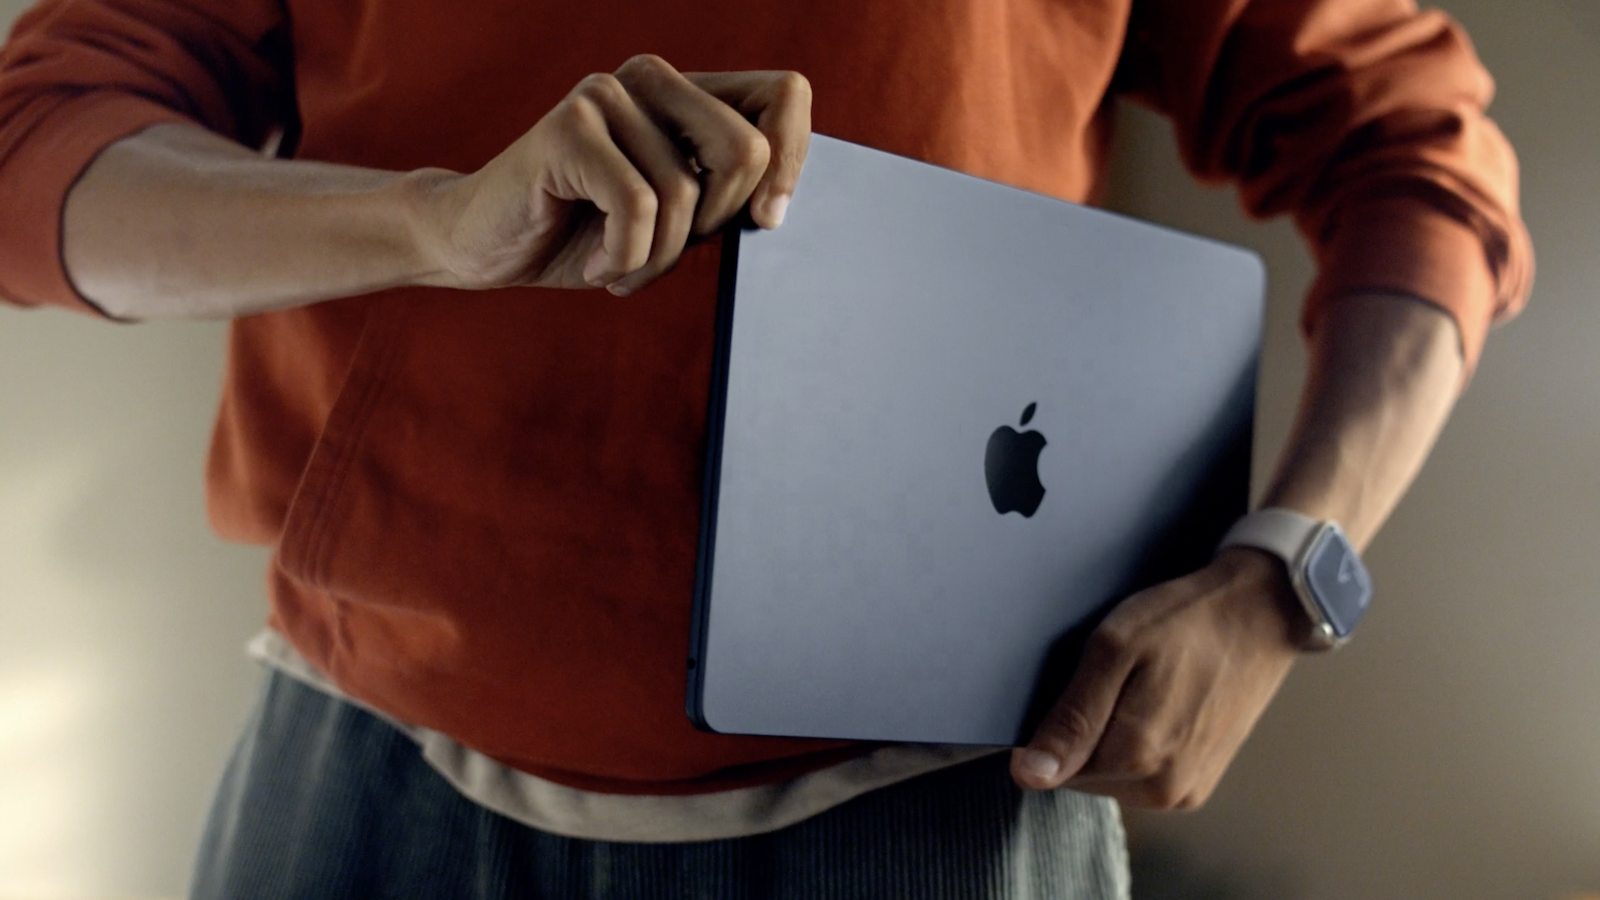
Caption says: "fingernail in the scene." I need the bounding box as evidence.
[764,194,790,228]
[607,282,632,297]
[1019,749,1061,782]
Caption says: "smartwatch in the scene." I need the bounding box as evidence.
[1217,508,1373,651]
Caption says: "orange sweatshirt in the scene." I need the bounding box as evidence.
[0,0,1530,794]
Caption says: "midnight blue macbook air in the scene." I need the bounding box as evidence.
[688,134,1264,746]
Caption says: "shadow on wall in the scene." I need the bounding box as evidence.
[1128,830,1600,900]
[1128,835,1301,900]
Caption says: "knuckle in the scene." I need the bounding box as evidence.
[619,183,659,219]
[1088,625,1131,660]
[1121,734,1164,778]
[772,70,813,105]
[617,53,672,83]
[727,130,772,170]
[1045,704,1094,746]
[659,171,700,209]
[575,72,627,105]
[1146,771,1189,810]
[556,94,604,132]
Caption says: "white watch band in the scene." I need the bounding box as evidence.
[1217,507,1323,564]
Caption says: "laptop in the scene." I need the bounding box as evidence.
[688,134,1264,747]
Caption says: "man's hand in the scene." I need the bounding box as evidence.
[1010,547,1301,809]
[419,55,811,297]
[64,56,808,319]
[1009,291,1466,809]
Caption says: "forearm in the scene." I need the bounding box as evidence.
[1258,289,1466,550]
[62,122,448,319]
[59,61,811,320]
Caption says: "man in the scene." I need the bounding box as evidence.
[0,0,1530,896]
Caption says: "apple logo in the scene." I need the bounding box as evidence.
[985,402,1047,517]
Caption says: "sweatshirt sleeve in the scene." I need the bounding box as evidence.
[1114,0,1533,371]
[0,0,294,314]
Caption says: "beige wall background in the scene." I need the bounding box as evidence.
[0,1,1594,898]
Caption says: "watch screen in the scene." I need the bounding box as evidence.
[1305,529,1372,638]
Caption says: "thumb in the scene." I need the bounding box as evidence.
[1011,631,1132,790]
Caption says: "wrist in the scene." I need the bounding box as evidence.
[1213,546,1306,653]
[393,166,470,290]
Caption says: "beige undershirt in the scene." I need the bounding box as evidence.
[247,629,1003,843]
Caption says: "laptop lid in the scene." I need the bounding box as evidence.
[689,134,1264,746]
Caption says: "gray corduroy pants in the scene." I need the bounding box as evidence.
[190,670,1130,899]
